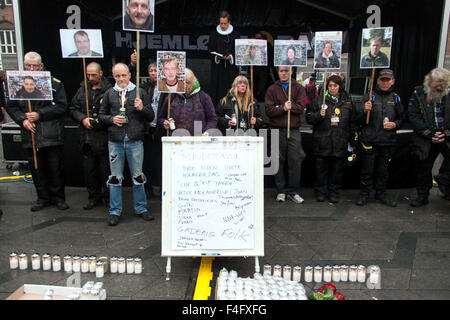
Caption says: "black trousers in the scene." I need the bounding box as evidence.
[416,142,450,197]
[315,156,345,197]
[27,145,65,205]
[274,129,305,195]
[83,151,110,202]
[359,144,393,196]
[143,129,162,191]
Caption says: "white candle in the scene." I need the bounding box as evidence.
[349,265,357,282]
[304,266,313,282]
[292,266,302,282]
[81,256,89,273]
[314,266,323,283]
[19,253,28,270]
[118,257,126,273]
[340,265,349,281]
[283,265,292,281]
[332,265,341,282]
[89,256,97,273]
[31,254,41,271]
[273,265,282,277]
[72,256,81,272]
[52,255,61,272]
[95,261,104,278]
[323,265,332,282]
[357,265,366,283]
[110,257,118,273]
[126,257,135,274]
[9,253,18,269]
[134,257,142,274]
[370,266,380,284]
[64,256,72,273]
[42,254,51,271]
[263,264,272,276]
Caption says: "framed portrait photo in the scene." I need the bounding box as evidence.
[274,40,308,67]
[360,27,393,69]
[6,71,53,101]
[235,39,268,66]
[60,29,104,58]
[314,31,342,70]
[122,0,155,33]
[157,51,186,94]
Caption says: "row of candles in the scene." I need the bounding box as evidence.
[9,252,143,278]
[263,263,381,284]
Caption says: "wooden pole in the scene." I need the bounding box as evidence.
[27,100,38,169]
[366,68,375,124]
[322,70,327,107]
[136,32,140,98]
[82,58,90,117]
[287,66,292,138]
[250,65,254,129]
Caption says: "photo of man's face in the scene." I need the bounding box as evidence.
[74,33,90,55]
[370,38,382,56]
[126,0,151,27]
[163,60,179,84]
[23,78,36,93]
[249,46,256,57]
[287,48,295,60]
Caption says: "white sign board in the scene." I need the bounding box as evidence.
[161,136,264,257]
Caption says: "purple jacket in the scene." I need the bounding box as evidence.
[158,88,218,135]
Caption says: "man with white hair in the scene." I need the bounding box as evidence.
[6,51,69,211]
[408,67,450,207]
[99,63,155,226]
[124,0,154,32]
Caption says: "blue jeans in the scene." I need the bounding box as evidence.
[107,136,147,216]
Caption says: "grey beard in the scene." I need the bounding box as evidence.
[424,85,447,104]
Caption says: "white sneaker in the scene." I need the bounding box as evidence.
[276,193,286,202]
[288,194,304,204]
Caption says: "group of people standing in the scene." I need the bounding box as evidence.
[2,12,449,226]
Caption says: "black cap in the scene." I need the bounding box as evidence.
[378,69,394,79]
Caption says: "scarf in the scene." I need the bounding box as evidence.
[113,82,136,107]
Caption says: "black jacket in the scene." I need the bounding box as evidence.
[6,77,68,149]
[99,86,154,142]
[306,91,355,157]
[216,93,264,134]
[69,77,112,154]
[355,86,404,147]
[408,85,450,160]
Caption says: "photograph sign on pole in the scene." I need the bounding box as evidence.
[235,39,268,66]
[360,27,393,69]
[156,51,186,94]
[313,31,342,70]
[274,40,308,67]
[6,71,53,101]
[122,0,155,33]
[59,29,104,58]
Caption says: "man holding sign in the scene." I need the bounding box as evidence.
[6,51,69,212]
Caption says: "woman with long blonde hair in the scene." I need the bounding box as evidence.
[216,75,264,134]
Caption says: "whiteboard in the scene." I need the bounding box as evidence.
[161,136,264,257]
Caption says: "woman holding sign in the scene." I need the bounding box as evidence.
[306,74,355,203]
[216,75,264,135]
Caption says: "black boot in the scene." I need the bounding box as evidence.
[375,194,397,207]
[356,194,368,206]
[410,195,429,207]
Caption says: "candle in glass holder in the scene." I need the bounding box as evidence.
[52,255,61,272]
[369,265,380,284]
[134,257,142,274]
[283,265,292,281]
[64,255,72,273]
[9,252,18,269]
[340,265,349,281]
[126,257,135,274]
[89,256,97,273]
[72,256,81,272]
[349,265,357,282]
[273,264,282,277]
[42,254,51,271]
[31,253,41,271]
[292,266,302,282]
[110,256,118,273]
[95,261,104,278]
[19,253,28,270]
[118,257,126,273]
[323,265,332,282]
[263,264,272,276]
[314,265,323,282]
[357,265,366,283]
[304,266,313,282]
[81,256,89,273]
[332,265,341,282]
